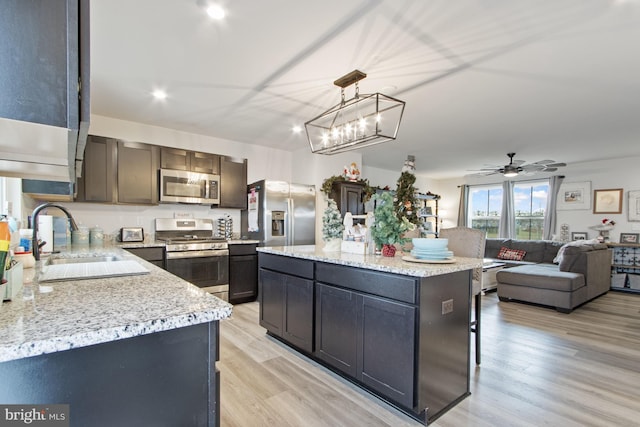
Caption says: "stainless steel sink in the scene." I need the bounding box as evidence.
[40,254,149,282]
[46,255,122,265]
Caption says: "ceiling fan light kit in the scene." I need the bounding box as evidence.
[305,70,406,155]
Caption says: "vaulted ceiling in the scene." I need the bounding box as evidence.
[90,0,640,179]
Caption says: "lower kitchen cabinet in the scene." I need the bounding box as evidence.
[124,247,164,269]
[257,251,471,423]
[315,282,416,408]
[258,254,314,352]
[229,243,258,304]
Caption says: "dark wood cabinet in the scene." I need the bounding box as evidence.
[77,135,158,205]
[0,0,89,131]
[315,283,358,376]
[315,281,416,408]
[258,252,471,423]
[160,147,220,175]
[219,156,248,209]
[0,0,90,180]
[76,135,117,202]
[117,141,159,204]
[229,243,258,304]
[331,181,365,218]
[124,247,164,269]
[258,254,314,352]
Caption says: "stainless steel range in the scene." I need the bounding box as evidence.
[155,218,229,301]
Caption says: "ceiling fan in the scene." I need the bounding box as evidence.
[467,152,566,178]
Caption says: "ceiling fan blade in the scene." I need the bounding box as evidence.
[465,170,500,177]
[511,159,526,166]
[543,167,558,172]
[521,164,545,171]
[530,159,555,165]
[543,162,566,168]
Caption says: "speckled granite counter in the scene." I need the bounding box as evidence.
[257,245,483,277]
[0,247,232,363]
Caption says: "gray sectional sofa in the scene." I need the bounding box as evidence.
[484,238,612,313]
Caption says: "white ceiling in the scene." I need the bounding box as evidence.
[90,0,640,179]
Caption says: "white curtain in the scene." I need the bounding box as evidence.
[457,185,469,226]
[543,175,564,240]
[499,180,515,238]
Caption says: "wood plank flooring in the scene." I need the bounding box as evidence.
[218,291,640,426]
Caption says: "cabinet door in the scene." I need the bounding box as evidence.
[219,156,247,208]
[0,0,83,128]
[283,275,314,353]
[160,147,190,171]
[79,135,116,202]
[117,141,159,204]
[315,283,358,377]
[259,269,285,335]
[331,182,365,218]
[229,254,258,304]
[160,148,220,175]
[191,152,220,175]
[359,294,416,408]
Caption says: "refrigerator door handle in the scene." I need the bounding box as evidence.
[288,197,294,245]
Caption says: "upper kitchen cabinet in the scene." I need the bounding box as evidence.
[219,156,247,209]
[117,141,159,205]
[331,181,365,218]
[77,135,159,205]
[0,0,90,181]
[160,147,220,175]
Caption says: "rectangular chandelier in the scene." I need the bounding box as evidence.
[305,70,406,155]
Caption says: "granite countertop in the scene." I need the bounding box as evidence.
[0,247,232,363]
[258,245,483,277]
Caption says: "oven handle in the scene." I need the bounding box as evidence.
[166,249,229,260]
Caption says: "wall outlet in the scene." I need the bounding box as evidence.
[442,299,454,315]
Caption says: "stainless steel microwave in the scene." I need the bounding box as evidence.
[159,169,220,204]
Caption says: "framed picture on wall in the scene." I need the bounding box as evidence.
[620,233,639,244]
[593,188,623,214]
[629,190,640,221]
[557,181,591,210]
[571,232,588,240]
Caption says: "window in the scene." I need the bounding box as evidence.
[467,180,549,240]
[468,186,502,238]
[514,181,548,240]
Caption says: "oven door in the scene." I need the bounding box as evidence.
[165,250,229,292]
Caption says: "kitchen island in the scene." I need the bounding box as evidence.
[257,245,482,424]
[0,247,232,427]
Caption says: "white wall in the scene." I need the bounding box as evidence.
[436,155,640,242]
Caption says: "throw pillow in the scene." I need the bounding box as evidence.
[497,246,527,261]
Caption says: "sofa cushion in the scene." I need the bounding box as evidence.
[543,241,564,264]
[497,246,527,261]
[496,264,585,292]
[559,242,609,273]
[553,239,601,264]
[509,239,545,262]
[485,239,511,259]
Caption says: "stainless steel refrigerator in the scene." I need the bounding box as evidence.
[241,180,316,246]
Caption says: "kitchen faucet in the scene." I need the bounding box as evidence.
[31,203,79,261]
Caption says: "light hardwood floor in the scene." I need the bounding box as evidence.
[218,291,640,426]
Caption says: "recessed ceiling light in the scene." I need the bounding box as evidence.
[152,90,167,100]
[206,4,225,20]
[292,125,302,133]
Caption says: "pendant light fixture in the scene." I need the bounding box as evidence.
[305,70,406,155]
